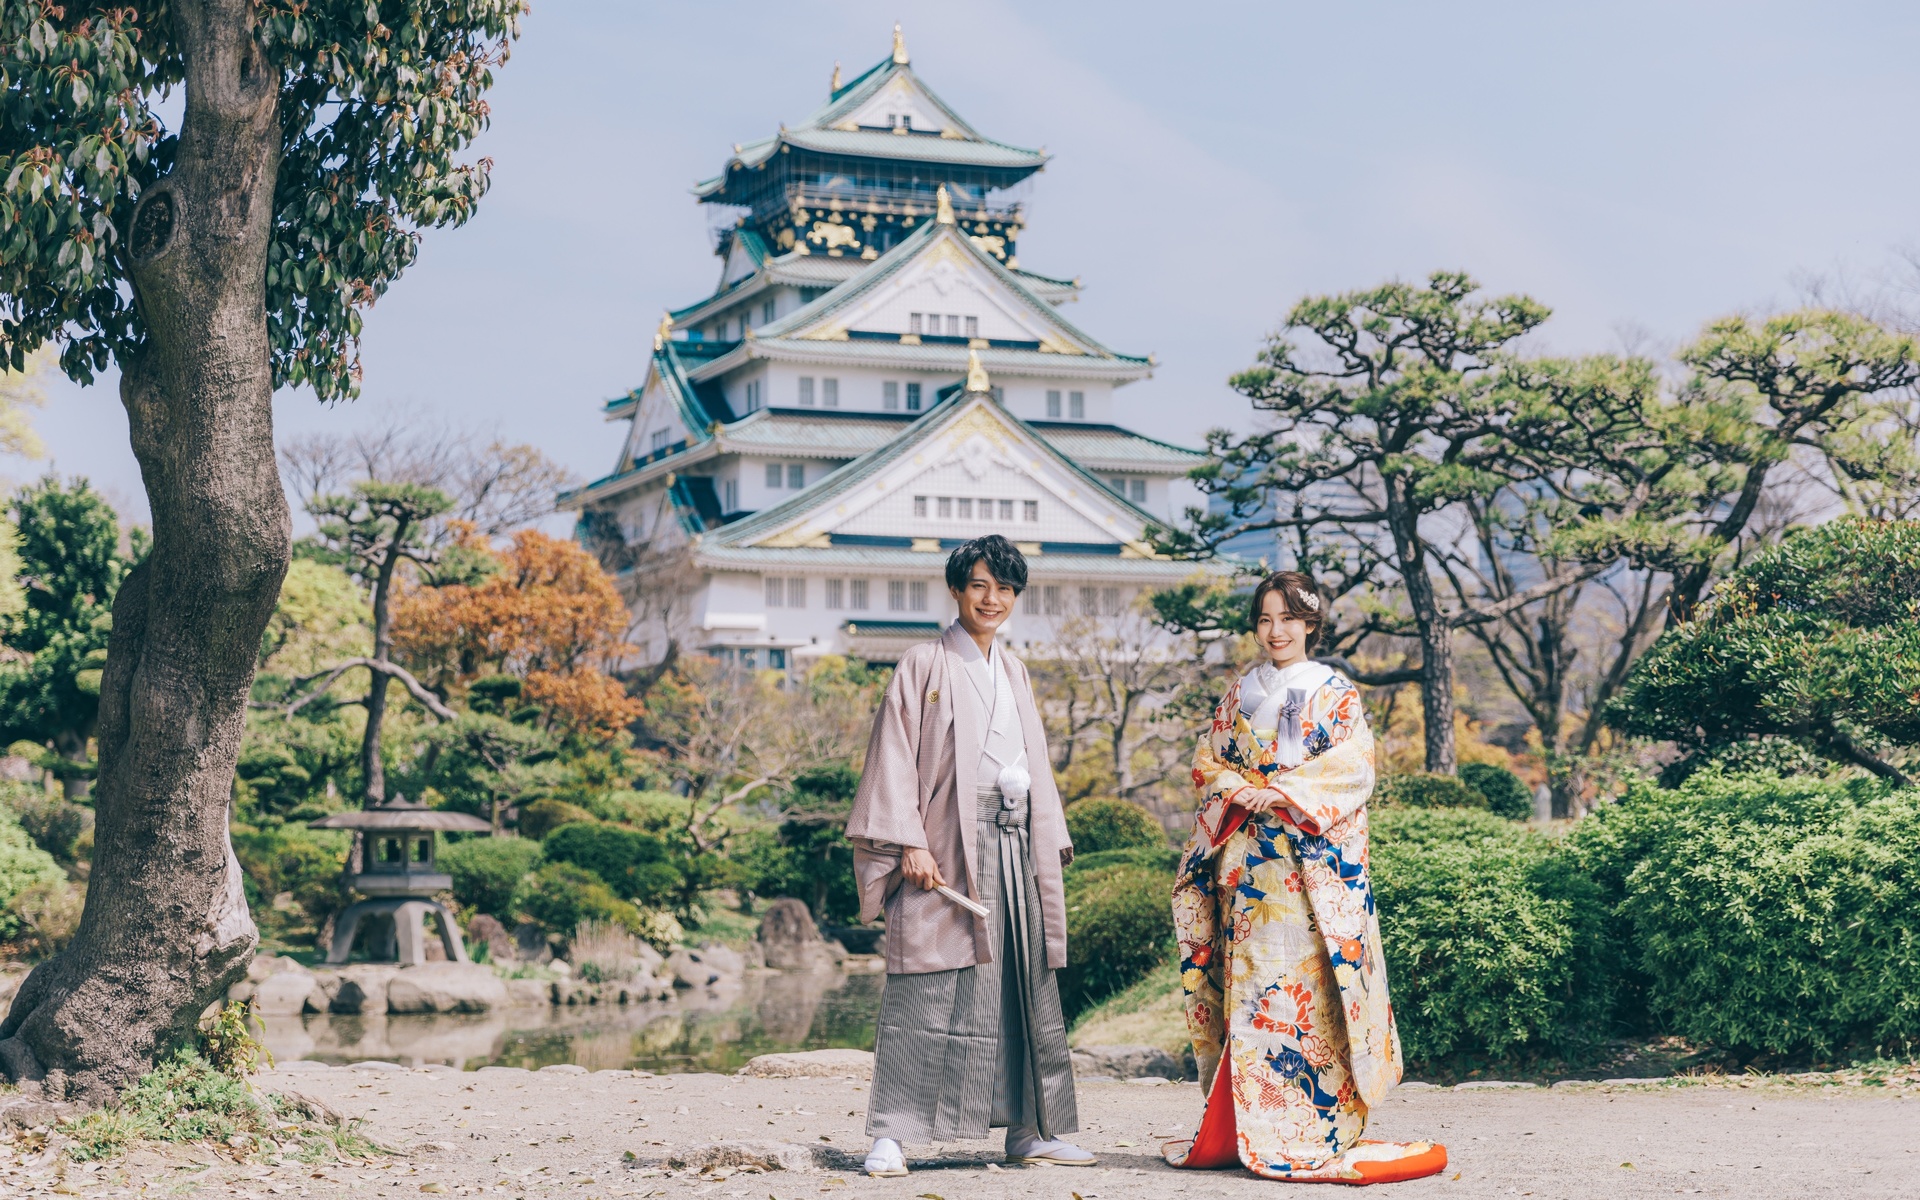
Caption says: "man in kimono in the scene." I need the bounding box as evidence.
[846,535,1094,1177]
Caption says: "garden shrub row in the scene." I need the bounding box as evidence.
[1374,769,1920,1067]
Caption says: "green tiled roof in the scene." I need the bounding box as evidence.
[692,52,1045,199]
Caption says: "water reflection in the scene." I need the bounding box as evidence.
[257,970,884,1074]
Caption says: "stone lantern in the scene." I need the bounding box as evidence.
[310,794,492,966]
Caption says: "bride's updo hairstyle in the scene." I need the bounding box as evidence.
[1248,570,1326,653]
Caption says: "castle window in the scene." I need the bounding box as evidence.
[650,429,671,452]
[999,499,1014,521]
[1042,585,1062,615]
[884,381,900,411]
[850,579,869,610]
[906,382,922,412]
[1046,390,1061,419]
[1070,391,1085,419]
[957,498,973,520]
[766,463,782,488]
[965,316,979,338]
[798,377,815,406]
[910,313,923,334]
[1102,587,1123,616]
[765,577,784,608]
[787,578,806,608]
[826,579,844,609]
[1130,479,1146,503]
[1023,500,1039,522]
[1079,586,1099,616]
[888,580,906,611]
[823,378,839,408]
[946,315,960,336]
[787,463,804,489]
[1109,476,1126,494]
[978,497,994,521]
[937,497,952,519]
[913,496,927,518]
[761,299,775,323]
[1023,587,1039,615]
[744,380,762,412]
[909,581,928,611]
[723,479,738,510]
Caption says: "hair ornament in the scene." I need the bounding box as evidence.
[1296,590,1321,612]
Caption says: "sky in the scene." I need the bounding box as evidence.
[18,0,1920,526]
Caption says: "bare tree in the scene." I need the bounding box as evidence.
[636,658,872,853]
[1029,605,1215,815]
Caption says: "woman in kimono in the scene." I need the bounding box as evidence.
[1163,571,1446,1184]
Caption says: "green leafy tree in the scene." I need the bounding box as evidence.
[1664,313,1920,621]
[0,0,523,1098]
[1165,274,1674,773]
[1610,517,1920,785]
[410,712,559,833]
[0,478,132,797]
[279,482,469,803]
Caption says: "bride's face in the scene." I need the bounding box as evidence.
[1255,592,1310,669]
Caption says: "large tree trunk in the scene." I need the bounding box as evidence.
[0,1,286,1104]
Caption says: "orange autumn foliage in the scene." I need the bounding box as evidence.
[394,529,642,741]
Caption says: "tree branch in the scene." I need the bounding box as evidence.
[282,657,457,720]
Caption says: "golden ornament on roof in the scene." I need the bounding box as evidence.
[830,61,842,93]
[966,348,990,394]
[892,23,909,65]
[654,311,673,350]
[935,184,955,225]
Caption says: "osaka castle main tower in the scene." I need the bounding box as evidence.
[561,26,1213,668]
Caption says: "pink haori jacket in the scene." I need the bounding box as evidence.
[845,622,1074,975]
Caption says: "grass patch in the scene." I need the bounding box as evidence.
[1067,955,1189,1055]
[59,1047,377,1164]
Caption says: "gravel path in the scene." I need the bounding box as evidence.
[12,1065,1918,1199]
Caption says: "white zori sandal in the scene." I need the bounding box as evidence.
[1006,1128,1098,1166]
[864,1137,909,1177]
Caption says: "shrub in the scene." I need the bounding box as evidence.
[1459,763,1533,821]
[1584,771,1920,1059]
[0,804,68,941]
[1063,797,1166,855]
[1069,844,1180,874]
[62,1047,279,1161]
[518,797,597,840]
[441,836,543,918]
[1060,863,1175,1020]
[1371,807,1610,1064]
[2,783,91,861]
[569,919,646,982]
[542,821,681,907]
[1377,772,1485,811]
[511,861,643,937]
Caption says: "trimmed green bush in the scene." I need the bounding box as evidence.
[0,804,68,941]
[1064,797,1167,855]
[1377,771,1485,811]
[1459,763,1533,821]
[1060,863,1175,1019]
[442,836,543,918]
[1371,807,1610,1063]
[517,797,596,840]
[542,821,680,908]
[1070,844,1180,875]
[1571,771,1920,1059]
[511,861,643,937]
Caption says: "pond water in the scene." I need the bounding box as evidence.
[255,970,884,1074]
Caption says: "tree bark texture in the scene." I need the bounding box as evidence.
[0,1,288,1103]
[1385,483,1457,775]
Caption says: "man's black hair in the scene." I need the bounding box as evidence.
[945,534,1028,594]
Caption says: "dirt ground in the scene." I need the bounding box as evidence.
[7,1064,1918,1200]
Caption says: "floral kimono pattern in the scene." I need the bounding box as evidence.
[1163,670,1432,1182]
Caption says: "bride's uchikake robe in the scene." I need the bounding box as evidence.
[1164,668,1404,1178]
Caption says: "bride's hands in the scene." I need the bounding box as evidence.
[1239,787,1290,815]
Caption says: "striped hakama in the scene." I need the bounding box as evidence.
[864,782,1079,1142]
